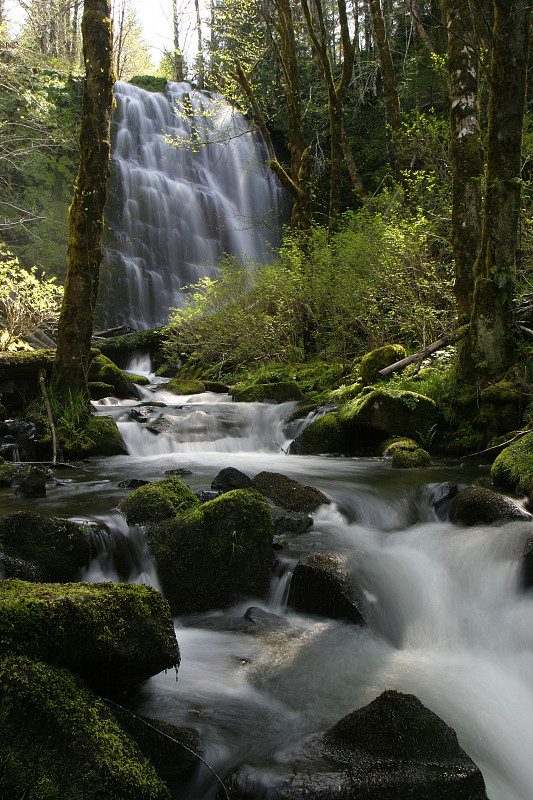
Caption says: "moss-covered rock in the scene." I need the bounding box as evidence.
[0,512,91,581]
[0,456,20,487]
[127,373,150,386]
[450,484,532,526]
[0,579,179,692]
[381,437,419,455]
[119,476,199,525]
[290,410,343,455]
[165,378,206,394]
[54,413,128,459]
[201,380,228,393]
[88,380,115,400]
[232,381,304,403]
[391,447,431,469]
[287,552,365,624]
[251,471,330,512]
[491,432,533,494]
[0,655,170,800]
[88,352,139,399]
[146,489,274,614]
[358,344,406,385]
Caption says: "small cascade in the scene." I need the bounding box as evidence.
[97,81,286,330]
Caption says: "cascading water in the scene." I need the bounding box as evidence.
[96,81,286,330]
[4,365,533,799]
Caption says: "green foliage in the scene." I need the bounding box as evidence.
[44,389,89,449]
[0,247,63,349]
[164,207,456,370]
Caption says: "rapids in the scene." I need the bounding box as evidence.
[2,364,533,800]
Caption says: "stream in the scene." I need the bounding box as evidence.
[3,354,533,800]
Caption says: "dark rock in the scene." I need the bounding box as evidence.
[14,465,47,497]
[88,380,115,400]
[271,507,313,536]
[450,484,532,526]
[191,606,290,634]
[0,655,170,800]
[146,488,274,614]
[195,489,221,503]
[287,552,366,624]
[520,537,533,590]
[0,579,179,693]
[118,478,150,489]
[252,471,330,512]
[202,380,228,393]
[211,466,253,493]
[224,690,488,800]
[0,511,91,582]
[430,482,459,520]
[0,552,40,581]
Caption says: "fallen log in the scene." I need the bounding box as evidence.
[377,325,469,379]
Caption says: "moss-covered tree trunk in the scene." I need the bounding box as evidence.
[52,0,114,399]
[441,0,484,325]
[460,0,530,379]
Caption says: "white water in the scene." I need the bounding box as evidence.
[97,81,285,330]
[85,384,533,799]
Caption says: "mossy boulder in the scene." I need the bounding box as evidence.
[232,381,304,403]
[119,476,198,525]
[165,378,206,394]
[127,373,150,386]
[202,380,228,393]
[450,484,532,526]
[0,580,180,693]
[88,380,115,400]
[287,552,366,624]
[88,352,139,399]
[391,447,431,469]
[251,471,330,512]
[145,488,274,614]
[0,511,91,581]
[381,437,419,455]
[491,432,533,495]
[358,344,406,385]
[290,410,343,455]
[0,655,170,800]
[45,413,128,460]
[225,690,488,799]
[0,456,20,487]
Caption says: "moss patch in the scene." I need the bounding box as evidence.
[0,580,179,693]
[165,378,206,394]
[232,381,303,403]
[358,344,406,385]
[0,655,170,800]
[391,447,431,469]
[88,352,138,399]
[491,432,533,494]
[119,476,198,525]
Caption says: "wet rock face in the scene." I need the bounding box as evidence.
[211,466,253,493]
[251,471,330,513]
[224,690,489,800]
[450,484,533,526]
[287,552,366,625]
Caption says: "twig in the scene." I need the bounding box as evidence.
[38,368,56,464]
[463,430,530,459]
[103,697,230,800]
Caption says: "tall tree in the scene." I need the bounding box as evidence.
[460,0,530,379]
[194,0,205,88]
[52,0,115,398]
[441,0,483,324]
[172,0,185,81]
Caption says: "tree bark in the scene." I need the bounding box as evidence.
[461,0,530,379]
[441,0,483,325]
[52,0,115,398]
[172,0,185,82]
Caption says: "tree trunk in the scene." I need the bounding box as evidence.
[52,0,115,399]
[195,0,204,89]
[441,0,483,325]
[461,0,530,379]
[172,0,185,81]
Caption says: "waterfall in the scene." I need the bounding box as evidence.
[96,81,286,331]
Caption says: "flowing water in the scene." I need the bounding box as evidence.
[96,81,286,330]
[3,363,533,799]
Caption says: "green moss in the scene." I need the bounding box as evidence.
[0,512,91,581]
[292,410,343,454]
[119,476,198,525]
[146,488,274,614]
[0,655,170,799]
[0,580,179,693]
[88,353,138,399]
[127,373,150,386]
[391,447,431,469]
[0,459,20,487]
[129,75,168,93]
[88,380,115,400]
[491,432,533,492]
[165,378,206,395]
[232,381,304,403]
[49,414,127,459]
[381,437,419,455]
[358,344,406,385]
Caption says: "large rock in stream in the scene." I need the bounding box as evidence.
[224,690,488,799]
[0,579,179,693]
[0,654,172,800]
[145,488,275,614]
